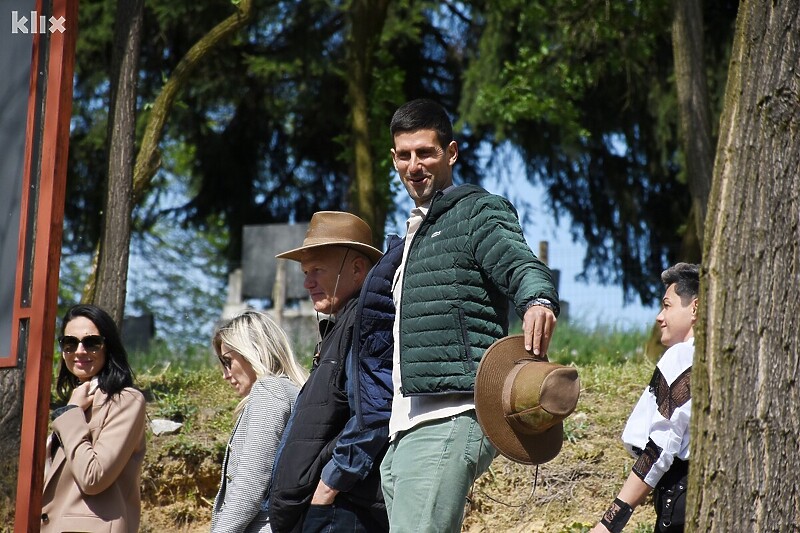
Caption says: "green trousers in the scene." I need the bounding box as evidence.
[379,411,496,533]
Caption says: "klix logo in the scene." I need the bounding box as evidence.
[11,11,66,34]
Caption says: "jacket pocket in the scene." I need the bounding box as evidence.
[300,359,342,406]
[455,307,474,373]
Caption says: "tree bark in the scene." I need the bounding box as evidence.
[690,1,800,531]
[92,0,144,324]
[345,0,390,245]
[0,368,23,517]
[671,0,714,244]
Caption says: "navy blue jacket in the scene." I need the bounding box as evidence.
[323,235,404,487]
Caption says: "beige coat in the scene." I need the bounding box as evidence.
[42,387,146,533]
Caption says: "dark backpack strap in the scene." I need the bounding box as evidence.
[654,458,689,531]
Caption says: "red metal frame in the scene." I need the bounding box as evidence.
[12,0,78,530]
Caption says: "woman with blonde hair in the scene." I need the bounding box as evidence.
[211,310,308,533]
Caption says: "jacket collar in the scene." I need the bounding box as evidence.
[427,184,487,220]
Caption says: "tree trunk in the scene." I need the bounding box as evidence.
[671,0,714,245]
[690,1,800,531]
[82,0,255,306]
[92,0,144,324]
[132,0,254,201]
[0,368,23,519]
[345,0,390,245]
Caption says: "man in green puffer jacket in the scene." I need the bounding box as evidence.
[379,99,561,533]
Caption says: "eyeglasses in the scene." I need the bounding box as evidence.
[58,335,105,354]
[218,349,235,370]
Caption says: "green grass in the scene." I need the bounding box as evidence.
[544,320,649,366]
[128,318,650,376]
[128,334,318,376]
[138,366,237,431]
[130,319,651,446]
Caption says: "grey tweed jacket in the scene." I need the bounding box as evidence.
[211,375,299,533]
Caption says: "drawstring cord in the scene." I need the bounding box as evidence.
[464,436,540,519]
[312,248,351,364]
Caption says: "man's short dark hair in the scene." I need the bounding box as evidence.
[661,262,700,303]
[390,99,454,149]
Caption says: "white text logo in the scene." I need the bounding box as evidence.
[11,11,66,34]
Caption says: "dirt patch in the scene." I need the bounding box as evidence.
[141,438,223,505]
[460,360,659,531]
[462,442,656,532]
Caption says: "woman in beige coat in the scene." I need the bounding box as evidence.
[42,304,146,533]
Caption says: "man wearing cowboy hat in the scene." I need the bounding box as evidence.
[380,99,561,532]
[269,211,398,532]
[591,262,699,533]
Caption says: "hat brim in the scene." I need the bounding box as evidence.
[275,241,383,264]
[475,335,564,465]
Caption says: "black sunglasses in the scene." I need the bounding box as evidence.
[58,335,105,354]
[218,349,235,370]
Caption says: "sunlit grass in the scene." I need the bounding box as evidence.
[512,318,650,366]
[129,318,651,376]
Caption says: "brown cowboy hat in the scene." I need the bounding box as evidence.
[275,211,383,264]
[475,335,580,465]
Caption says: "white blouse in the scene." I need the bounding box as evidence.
[621,338,694,487]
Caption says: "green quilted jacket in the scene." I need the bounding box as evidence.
[398,184,559,396]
